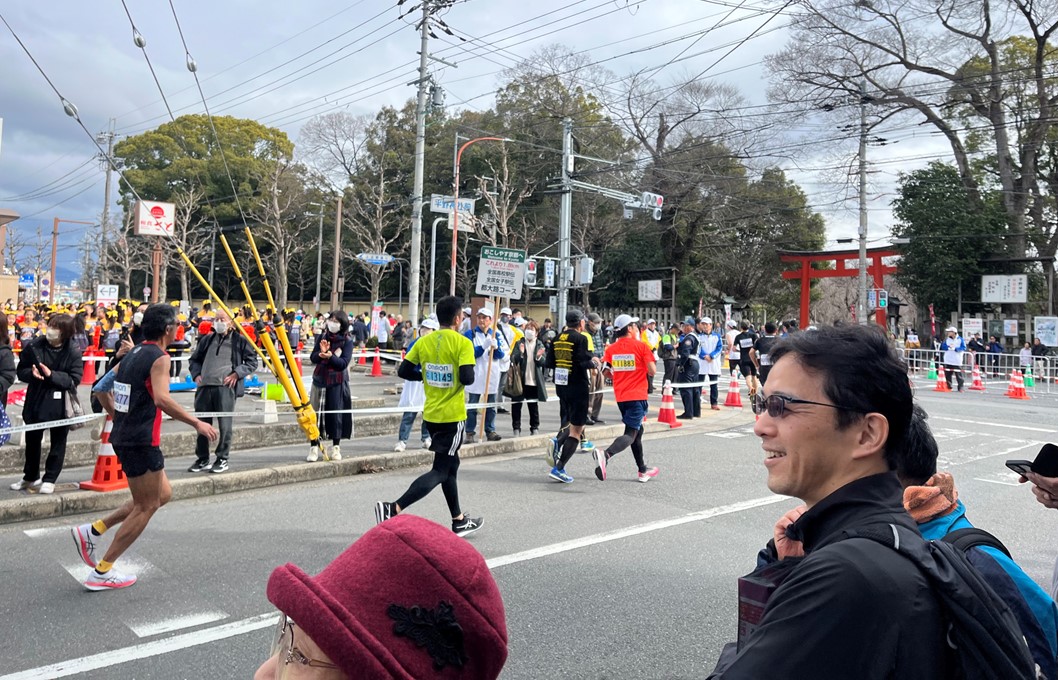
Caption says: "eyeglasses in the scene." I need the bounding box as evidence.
[752,393,862,418]
[269,614,339,679]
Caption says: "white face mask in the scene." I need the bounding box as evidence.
[46,329,60,343]
[213,321,229,335]
[326,321,341,334]
[524,330,536,341]
[133,312,144,325]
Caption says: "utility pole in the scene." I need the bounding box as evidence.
[557,117,573,326]
[315,208,324,313]
[406,1,431,328]
[330,196,342,310]
[97,119,116,284]
[857,79,869,326]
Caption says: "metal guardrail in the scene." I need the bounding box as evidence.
[900,348,1057,394]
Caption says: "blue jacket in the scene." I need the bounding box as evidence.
[464,326,506,361]
[919,500,1058,679]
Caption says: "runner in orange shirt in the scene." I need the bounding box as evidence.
[594,314,659,483]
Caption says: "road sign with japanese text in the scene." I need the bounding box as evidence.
[475,247,526,299]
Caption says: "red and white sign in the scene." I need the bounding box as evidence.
[134,200,175,237]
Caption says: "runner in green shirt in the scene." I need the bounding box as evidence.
[374,296,484,537]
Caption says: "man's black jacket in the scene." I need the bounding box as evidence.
[709,473,950,679]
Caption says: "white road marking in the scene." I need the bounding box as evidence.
[0,613,276,680]
[705,431,745,439]
[128,611,229,638]
[974,471,1025,487]
[939,440,1040,469]
[3,494,788,678]
[485,494,789,569]
[23,526,70,538]
[931,416,1057,434]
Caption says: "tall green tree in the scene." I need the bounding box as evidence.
[891,162,1006,319]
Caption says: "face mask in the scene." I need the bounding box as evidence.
[46,329,60,342]
[213,321,229,335]
[524,330,536,341]
[133,312,144,325]
[327,321,341,334]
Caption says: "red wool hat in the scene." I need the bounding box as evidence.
[267,514,508,679]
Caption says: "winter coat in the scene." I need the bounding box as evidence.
[17,336,83,424]
[509,337,548,402]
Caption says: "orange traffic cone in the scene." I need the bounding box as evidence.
[1009,370,1031,400]
[1005,371,1018,397]
[656,381,682,428]
[358,349,367,365]
[968,364,985,391]
[79,416,128,492]
[368,347,383,378]
[81,349,97,385]
[724,374,743,407]
[934,366,951,392]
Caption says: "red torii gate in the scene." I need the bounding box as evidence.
[779,247,898,328]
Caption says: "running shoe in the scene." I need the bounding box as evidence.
[637,467,660,483]
[330,445,342,461]
[39,482,55,494]
[306,446,319,462]
[394,441,407,452]
[546,437,560,467]
[452,515,483,537]
[593,448,608,481]
[84,568,137,591]
[549,467,574,484]
[187,459,212,473]
[580,440,595,453]
[422,438,431,449]
[374,501,396,525]
[71,524,98,568]
[9,479,41,491]
[209,459,229,473]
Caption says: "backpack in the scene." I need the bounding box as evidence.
[842,523,1036,680]
[941,527,1012,559]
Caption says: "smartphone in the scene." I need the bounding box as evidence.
[1032,443,1058,478]
[1006,459,1034,476]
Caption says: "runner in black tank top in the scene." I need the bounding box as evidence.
[70,304,218,591]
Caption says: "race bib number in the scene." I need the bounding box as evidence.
[114,382,131,413]
[739,338,754,349]
[554,368,569,385]
[611,354,636,372]
[424,363,454,388]
[760,354,772,366]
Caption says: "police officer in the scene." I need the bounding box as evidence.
[676,318,701,419]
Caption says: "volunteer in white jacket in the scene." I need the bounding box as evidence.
[464,308,507,443]
[697,317,724,410]
[942,326,966,392]
[393,316,439,452]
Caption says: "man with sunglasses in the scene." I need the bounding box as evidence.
[708,324,952,678]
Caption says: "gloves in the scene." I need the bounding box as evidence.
[481,335,495,349]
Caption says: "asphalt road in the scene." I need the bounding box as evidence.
[1,378,1056,679]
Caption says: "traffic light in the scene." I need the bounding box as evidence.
[877,289,888,308]
[525,258,537,287]
[641,192,664,220]
[576,257,595,285]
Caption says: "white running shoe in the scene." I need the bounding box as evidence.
[71,524,98,568]
[9,479,42,491]
[422,438,431,449]
[38,482,56,494]
[330,445,342,461]
[306,446,319,462]
[394,440,407,452]
[84,568,137,591]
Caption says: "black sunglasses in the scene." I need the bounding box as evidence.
[753,393,863,418]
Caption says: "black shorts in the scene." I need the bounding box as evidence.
[114,445,165,478]
[556,386,589,427]
[738,361,758,377]
[425,421,465,457]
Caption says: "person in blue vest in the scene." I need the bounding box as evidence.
[941,326,967,391]
[697,317,724,411]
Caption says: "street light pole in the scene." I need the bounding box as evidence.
[50,217,93,301]
[857,79,870,326]
[429,216,446,312]
[315,210,324,313]
[449,135,505,296]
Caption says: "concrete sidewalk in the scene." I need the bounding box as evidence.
[0,402,756,524]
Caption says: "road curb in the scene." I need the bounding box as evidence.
[0,409,755,525]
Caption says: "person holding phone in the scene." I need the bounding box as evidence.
[306,310,354,462]
[1015,445,1058,601]
[10,314,83,495]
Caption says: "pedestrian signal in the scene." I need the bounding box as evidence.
[878,289,888,308]
[525,259,537,287]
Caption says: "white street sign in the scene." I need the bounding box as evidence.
[638,279,663,301]
[544,259,555,287]
[356,252,394,266]
[475,247,526,300]
[134,200,175,237]
[446,210,475,233]
[430,194,475,215]
[96,284,119,305]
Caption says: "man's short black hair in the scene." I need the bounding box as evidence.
[435,296,463,327]
[740,320,749,331]
[764,321,777,334]
[141,303,177,342]
[769,324,912,469]
[896,404,938,486]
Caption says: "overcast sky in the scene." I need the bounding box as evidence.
[0,0,950,283]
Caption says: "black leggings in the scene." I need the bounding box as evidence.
[395,450,461,518]
[605,426,646,473]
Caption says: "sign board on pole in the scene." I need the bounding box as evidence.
[356,253,394,266]
[430,194,475,215]
[17,273,33,287]
[982,275,1028,303]
[1003,319,1019,337]
[40,289,49,299]
[1034,316,1058,347]
[133,200,176,237]
[96,284,119,306]
[638,280,663,301]
[41,276,50,289]
[446,210,475,233]
[143,287,151,300]
[962,318,983,337]
[549,295,557,313]
[475,247,526,299]
[544,259,555,288]
[867,289,877,310]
